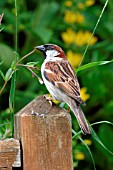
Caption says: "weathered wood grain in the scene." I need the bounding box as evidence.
[0,138,21,168]
[14,95,73,170]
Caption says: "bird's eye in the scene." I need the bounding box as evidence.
[44,44,54,50]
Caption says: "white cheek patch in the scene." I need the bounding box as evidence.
[46,50,60,58]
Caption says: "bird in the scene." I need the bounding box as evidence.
[35,44,91,135]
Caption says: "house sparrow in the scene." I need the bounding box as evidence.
[35,44,91,135]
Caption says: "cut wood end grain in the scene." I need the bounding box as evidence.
[15,95,71,118]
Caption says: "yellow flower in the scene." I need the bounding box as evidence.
[67,50,82,68]
[78,0,95,9]
[61,28,76,44]
[80,87,90,102]
[76,13,84,23]
[84,139,92,145]
[74,30,85,46]
[83,31,98,45]
[77,3,85,9]
[74,152,85,160]
[65,0,72,7]
[85,0,95,6]
[64,11,84,24]
[90,36,98,45]
[64,11,77,24]
[62,29,97,46]
[74,31,98,46]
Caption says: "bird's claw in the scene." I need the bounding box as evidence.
[44,94,54,106]
[31,110,45,118]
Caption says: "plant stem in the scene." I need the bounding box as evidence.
[15,0,17,53]
[17,49,36,64]
[17,63,40,70]
[0,81,7,95]
[17,64,43,84]
[0,49,36,95]
[9,0,18,137]
[27,67,43,84]
[0,13,4,32]
[0,69,14,95]
[0,12,4,25]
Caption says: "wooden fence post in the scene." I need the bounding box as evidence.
[14,95,73,170]
[0,138,21,169]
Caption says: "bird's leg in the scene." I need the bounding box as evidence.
[67,107,71,113]
[44,94,54,106]
[44,94,54,101]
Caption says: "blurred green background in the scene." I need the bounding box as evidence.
[0,0,113,169]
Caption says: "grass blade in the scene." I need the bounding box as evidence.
[91,120,113,126]
[72,129,82,139]
[79,0,109,67]
[72,129,96,170]
[91,127,113,156]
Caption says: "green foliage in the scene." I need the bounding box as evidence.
[75,60,113,73]
[0,0,113,170]
[0,43,15,67]
[72,128,96,170]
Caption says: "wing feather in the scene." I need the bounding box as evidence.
[44,60,85,105]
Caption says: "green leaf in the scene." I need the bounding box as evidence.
[26,61,39,67]
[0,70,5,79]
[33,2,59,42]
[72,129,96,170]
[0,61,3,65]
[4,68,14,82]
[99,125,113,153]
[0,122,9,127]
[35,27,53,43]
[11,61,16,70]
[75,60,113,73]
[91,127,113,156]
[0,43,15,67]
[0,27,4,32]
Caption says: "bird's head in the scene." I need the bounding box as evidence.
[35,44,66,59]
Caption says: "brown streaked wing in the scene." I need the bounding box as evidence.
[44,60,85,105]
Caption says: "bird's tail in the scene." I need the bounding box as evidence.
[68,99,91,135]
[76,106,91,135]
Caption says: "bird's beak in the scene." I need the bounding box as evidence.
[35,45,46,52]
